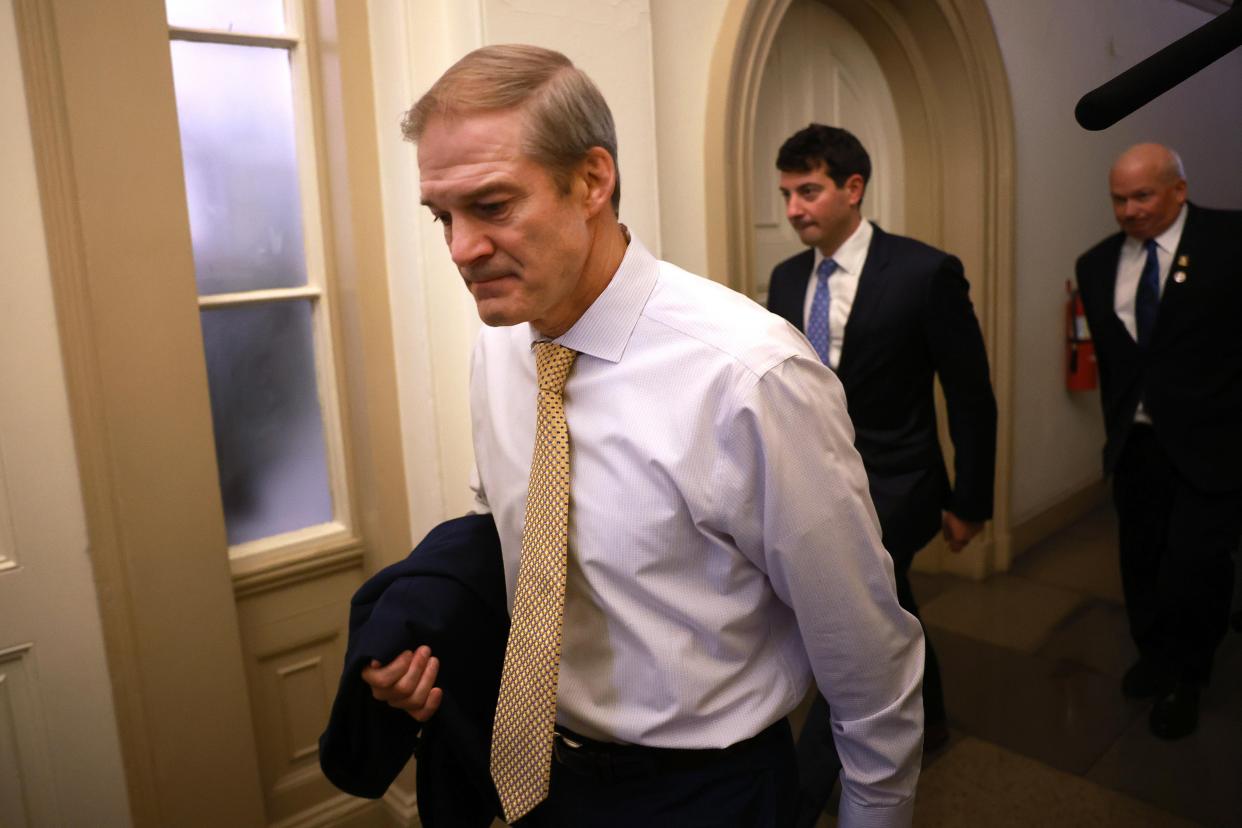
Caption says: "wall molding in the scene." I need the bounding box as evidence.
[268,791,388,828]
[11,2,158,821]
[232,543,365,599]
[1009,476,1109,562]
[383,776,421,825]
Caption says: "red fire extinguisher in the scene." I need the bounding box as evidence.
[1066,280,1097,391]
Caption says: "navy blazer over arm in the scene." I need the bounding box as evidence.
[319,513,508,828]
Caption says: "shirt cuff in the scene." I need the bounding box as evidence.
[837,793,915,828]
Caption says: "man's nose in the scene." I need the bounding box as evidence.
[449,217,494,266]
[785,197,803,220]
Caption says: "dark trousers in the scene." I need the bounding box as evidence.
[792,542,936,828]
[519,719,797,827]
[1113,425,1242,685]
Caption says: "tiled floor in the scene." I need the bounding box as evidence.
[809,506,1242,827]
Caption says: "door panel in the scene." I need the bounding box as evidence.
[0,646,59,827]
[0,2,131,824]
[236,571,363,822]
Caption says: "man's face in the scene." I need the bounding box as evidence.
[418,108,593,335]
[1109,156,1186,241]
[780,164,863,256]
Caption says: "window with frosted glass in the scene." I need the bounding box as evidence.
[171,41,309,295]
[167,0,339,549]
[200,303,332,545]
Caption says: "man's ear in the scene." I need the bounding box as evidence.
[845,173,866,209]
[575,146,617,218]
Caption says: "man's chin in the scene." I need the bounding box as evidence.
[474,300,526,328]
[792,227,819,246]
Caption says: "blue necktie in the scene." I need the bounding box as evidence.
[1135,239,1159,348]
[807,258,837,365]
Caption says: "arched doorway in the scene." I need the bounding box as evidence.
[706,0,1016,577]
[750,0,906,301]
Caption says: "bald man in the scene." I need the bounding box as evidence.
[1076,143,1242,740]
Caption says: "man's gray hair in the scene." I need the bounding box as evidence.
[402,44,621,213]
[1166,148,1186,182]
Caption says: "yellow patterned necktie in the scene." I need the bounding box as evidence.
[491,341,578,824]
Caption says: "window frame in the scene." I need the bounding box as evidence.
[168,0,355,572]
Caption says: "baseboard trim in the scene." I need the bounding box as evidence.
[1009,477,1108,562]
[269,792,385,828]
[382,779,420,826]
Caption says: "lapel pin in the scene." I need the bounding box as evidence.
[1177,255,1189,268]
[1173,271,1187,284]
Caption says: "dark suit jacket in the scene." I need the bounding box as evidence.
[1075,203,1242,493]
[319,513,507,828]
[768,225,997,554]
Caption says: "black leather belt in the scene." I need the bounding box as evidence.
[551,719,787,783]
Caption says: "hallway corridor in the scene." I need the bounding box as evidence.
[810,506,1242,826]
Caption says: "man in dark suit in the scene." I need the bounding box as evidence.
[1076,143,1242,740]
[767,124,996,824]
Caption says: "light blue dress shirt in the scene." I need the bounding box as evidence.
[470,235,924,827]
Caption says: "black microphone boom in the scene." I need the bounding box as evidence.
[1075,3,1242,131]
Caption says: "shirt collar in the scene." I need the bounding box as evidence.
[814,218,872,276]
[526,233,659,364]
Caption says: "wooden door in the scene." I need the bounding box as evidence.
[0,2,131,824]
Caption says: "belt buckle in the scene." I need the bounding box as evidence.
[552,730,583,765]
[553,730,616,781]
[555,730,584,749]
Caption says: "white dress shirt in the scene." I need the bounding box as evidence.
[470,235,923,827]
[1114,203,1187,422]
[801,218,874,370]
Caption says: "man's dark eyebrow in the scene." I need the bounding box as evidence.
[420,182,521,209]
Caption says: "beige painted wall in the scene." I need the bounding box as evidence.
[649,0,732,277]
[369,0,484,538]
[984,0,1242,523]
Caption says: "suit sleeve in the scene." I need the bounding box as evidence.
[766,263,789,318]
[1074,251,1116,421]
[767,258,808,332]
[924,255,997,522]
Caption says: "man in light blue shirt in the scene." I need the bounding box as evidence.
[363,44,924,827]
